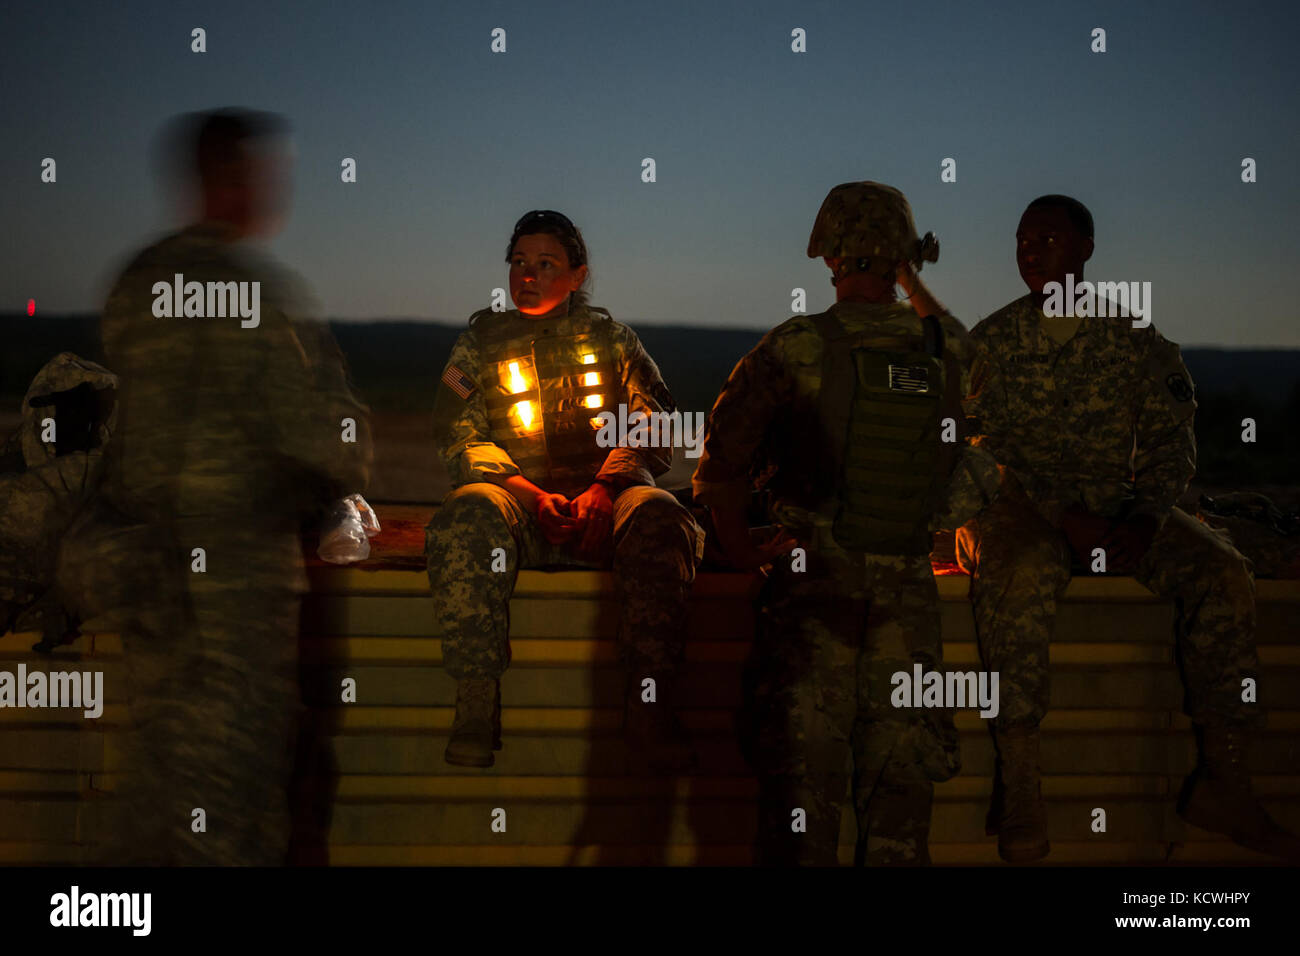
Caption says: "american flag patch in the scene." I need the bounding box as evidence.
[441,364,476,399]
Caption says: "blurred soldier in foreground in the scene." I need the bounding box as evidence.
[693,183,1000,864]
[0,353,116,649]
[427,210,703,772]
[958,194,1297,862]
[80,109,371,864]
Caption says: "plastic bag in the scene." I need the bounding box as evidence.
[317,494,382,565]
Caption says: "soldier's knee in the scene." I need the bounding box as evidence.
[622,485,688,522]
[428,483,512,533]
[615,487,700,556]
[1207,546,1255,606]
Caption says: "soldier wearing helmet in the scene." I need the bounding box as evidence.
[693,182,999,865]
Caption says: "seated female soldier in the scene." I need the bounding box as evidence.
[427,210,702,771]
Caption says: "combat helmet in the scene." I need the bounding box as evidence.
[807,181,939,275]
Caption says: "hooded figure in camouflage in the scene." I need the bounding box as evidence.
[958,194,1298,863]
[0,352,117,649]
[693,182,1000,865]
[427,210,704,771]
[79,109,372,865]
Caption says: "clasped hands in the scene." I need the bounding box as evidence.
[1060,506,1158,574]
[535,482,615,561]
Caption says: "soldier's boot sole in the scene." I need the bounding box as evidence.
[445,731,496,768]
[998,831,1051,863]
[997,791,1050,862]
[1178,773,1300,862]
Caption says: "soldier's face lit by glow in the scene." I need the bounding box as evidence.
[509,234,588,316]
[1015,207,1093,295]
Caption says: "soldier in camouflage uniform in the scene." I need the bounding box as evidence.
[0,353,116,649]
[957,194,1298,862]
[427,210,703,771]
[80,110,372,865]
[693,183,1000,865]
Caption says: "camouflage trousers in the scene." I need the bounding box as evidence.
[744,534,960,866]
[956,487,1261,731]
[426,482,703,680]
[87,518,304,865]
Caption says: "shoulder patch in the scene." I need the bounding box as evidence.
[1165,371,1194,403]
[441,364,476,400]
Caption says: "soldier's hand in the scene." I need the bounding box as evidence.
[570,482,614,560]
[536,493,578,545]
[1060,505,1111,562]
[725,528,801,571]
[1099,514,1158,573]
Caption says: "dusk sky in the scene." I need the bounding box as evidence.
[5,0,1299,345]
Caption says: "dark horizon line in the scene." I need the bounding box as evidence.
[5,312,1299,350]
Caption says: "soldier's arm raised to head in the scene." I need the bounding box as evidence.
[897,263,948,322]
[432,332,524,486]
[1131,341,1198,522]
[594,324,673,490]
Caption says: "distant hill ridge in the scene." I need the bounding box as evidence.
[3,314,1297,407]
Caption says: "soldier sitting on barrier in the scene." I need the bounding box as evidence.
[427,210,704,772]
[957,193,1300,863]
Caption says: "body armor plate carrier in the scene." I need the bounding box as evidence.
[813,311,963,555]
[476,310,621,498]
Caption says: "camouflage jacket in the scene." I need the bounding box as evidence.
[101,221,372,526]
[432,304,675,494]
[967,294,1197,524]
[692,300,999,536]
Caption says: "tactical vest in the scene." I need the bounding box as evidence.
[475,308,623,497]
[812,310,964,555]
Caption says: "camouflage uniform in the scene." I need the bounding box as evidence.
[957,294,1260,731]
[426,305,703,683]
[693,299,998,866]
[0,353,117,645]
[81,221,372,865]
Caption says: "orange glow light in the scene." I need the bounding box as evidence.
[507,361,528,395]
[515,400,535,429]
[584,394,603,409]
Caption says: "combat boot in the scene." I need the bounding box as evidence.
[444,678,501,768]
[1178,725,1300,862]
[992,727,1050,863]
[624,672,697,774]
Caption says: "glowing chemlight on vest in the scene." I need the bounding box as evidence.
[579,353,602,408]
[506,362,528,394]
[503,360,536,431]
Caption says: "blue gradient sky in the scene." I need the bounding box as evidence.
[4,0,1298,345]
